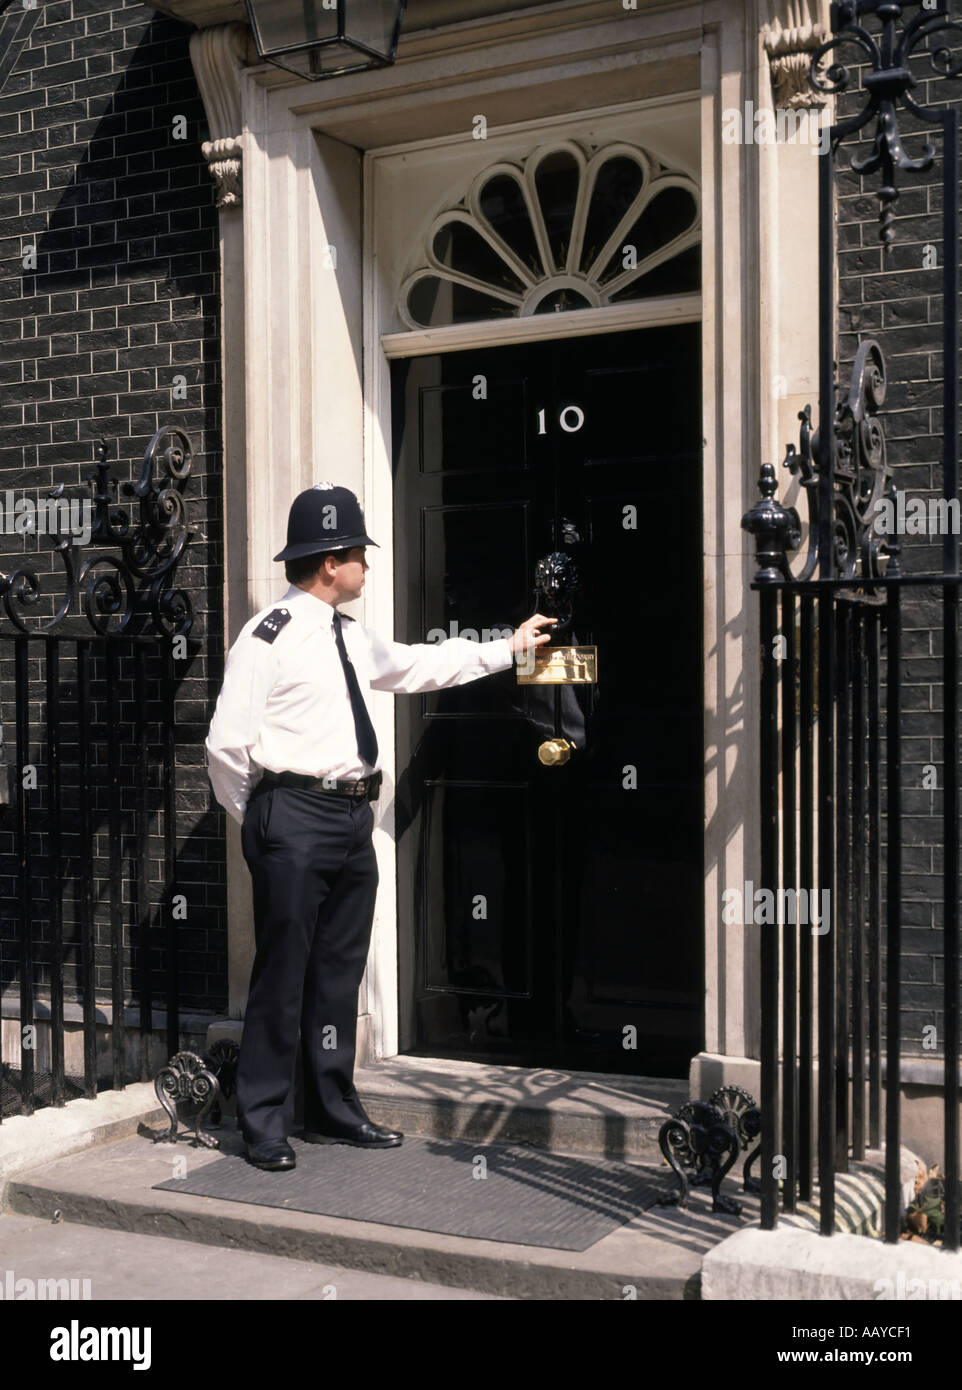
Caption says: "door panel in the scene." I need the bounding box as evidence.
[392,324,703,1077]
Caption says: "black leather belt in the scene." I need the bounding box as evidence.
[256,769,382,802]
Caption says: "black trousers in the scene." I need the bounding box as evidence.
[236,784,379,1144]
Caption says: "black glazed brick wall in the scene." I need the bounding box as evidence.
[0,0,226,1023]
[836,33,962,1057]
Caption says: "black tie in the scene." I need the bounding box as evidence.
[331,611,378,767]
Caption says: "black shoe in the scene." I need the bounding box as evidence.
[302,1120,403,1148]
[245,1138,296,1170]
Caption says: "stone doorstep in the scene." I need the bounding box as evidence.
[3,1126,732,1301]
[292,1050,689,1161]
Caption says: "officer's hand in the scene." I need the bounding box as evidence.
[507,613,558,656]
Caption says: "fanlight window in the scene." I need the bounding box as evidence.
[399,140,701,330]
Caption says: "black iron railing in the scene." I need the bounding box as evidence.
[744,0,962,1246]
[0,428,194,1121]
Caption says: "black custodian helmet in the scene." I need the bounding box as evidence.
[273,484,379,562]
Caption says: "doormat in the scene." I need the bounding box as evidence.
[152,1132,666,1252]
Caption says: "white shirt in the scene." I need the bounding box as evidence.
[205,584,514,824]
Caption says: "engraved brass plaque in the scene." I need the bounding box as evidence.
[517,645,598,685]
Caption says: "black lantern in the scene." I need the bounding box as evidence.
[244,1,407,82]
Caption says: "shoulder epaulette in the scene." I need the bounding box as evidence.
[253,608,292,643]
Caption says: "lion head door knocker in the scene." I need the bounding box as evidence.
[533,551,579,641]
[519,549,597,765]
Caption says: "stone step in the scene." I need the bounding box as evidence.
[330,1056,690,1160]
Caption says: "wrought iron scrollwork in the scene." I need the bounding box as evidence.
[709,1085,763,1194]
[745,341,893,586]
[153,1041,240,1149]
[810,1,962,244]
[0,426,194,637]
[655,1086,762,1216]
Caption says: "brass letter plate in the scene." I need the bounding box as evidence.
[517,645,598,685]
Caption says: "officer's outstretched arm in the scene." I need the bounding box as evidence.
[366,628,514,695]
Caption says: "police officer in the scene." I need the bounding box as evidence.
[205,484,556,1171]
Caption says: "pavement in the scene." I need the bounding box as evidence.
[0,1211,502,1300]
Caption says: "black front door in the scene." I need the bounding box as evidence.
[391,323,703,1077]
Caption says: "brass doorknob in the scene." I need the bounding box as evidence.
[538,737,574,766]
